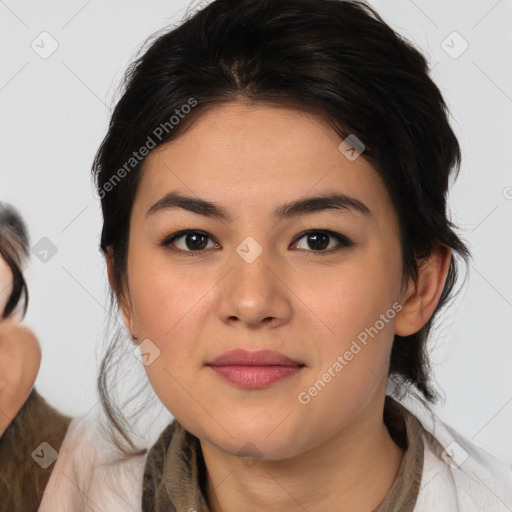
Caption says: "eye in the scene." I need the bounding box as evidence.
[161,229,353,256]
[292,230,353,253]
[161,230,218,254]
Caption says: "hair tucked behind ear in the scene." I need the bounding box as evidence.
[92,0,471,457]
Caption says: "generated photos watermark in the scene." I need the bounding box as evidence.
[297,301,403,405]
[95,97,198,200]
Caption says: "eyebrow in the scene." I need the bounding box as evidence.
[146,191,372,221]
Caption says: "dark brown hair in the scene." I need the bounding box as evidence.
[92,0,470,455]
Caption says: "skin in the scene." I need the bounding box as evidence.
[107,101,451,512]
[0,260,41,437]
[0,256,12,316]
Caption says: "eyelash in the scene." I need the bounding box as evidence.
[160,229,353,257]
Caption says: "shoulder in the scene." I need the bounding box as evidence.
[0,388,71,511]
[38,408,149,512]
[395,394,512,512]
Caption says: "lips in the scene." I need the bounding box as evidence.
[207,349,303,367]
[206,349,305,389]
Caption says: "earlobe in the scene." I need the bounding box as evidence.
[104,248,137,338]
[394,244,452,337]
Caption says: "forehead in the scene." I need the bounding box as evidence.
[134,101,393,223]
[0,254,12,280]
[0,254,13,308]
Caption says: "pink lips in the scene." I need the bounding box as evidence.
[206,349,305,389]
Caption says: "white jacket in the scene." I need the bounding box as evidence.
[38,395,512,512]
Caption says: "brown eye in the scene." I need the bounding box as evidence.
[161,230,218,253]
[293,230,353,252]
[161,228,353,257]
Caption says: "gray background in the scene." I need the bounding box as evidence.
[1,0,511,462]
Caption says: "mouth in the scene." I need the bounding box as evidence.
[206,349,305,389]
[207,364,304,388]
[207,348,304,366]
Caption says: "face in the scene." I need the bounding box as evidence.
[0,254,40,436]
[119,101,410,460]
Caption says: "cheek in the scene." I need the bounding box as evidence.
[304,242,402,387]
[292,267,400,436]
[127,252,214,408]
[128,248,211,340]
[304,245,401,346]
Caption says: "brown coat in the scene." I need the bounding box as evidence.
[0,388,72,511]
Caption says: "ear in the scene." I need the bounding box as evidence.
[394,244,452,336]
[105,248,137,337]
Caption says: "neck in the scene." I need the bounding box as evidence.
[202,396,404,512]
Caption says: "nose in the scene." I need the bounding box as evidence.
[215,248,293,330]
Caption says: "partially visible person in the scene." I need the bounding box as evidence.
[0,202,72,512]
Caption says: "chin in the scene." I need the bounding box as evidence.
[193,416,305,461]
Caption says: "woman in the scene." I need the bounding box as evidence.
[39,0,512,510]
[0,202,72,511]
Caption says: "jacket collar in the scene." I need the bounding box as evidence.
[142,396,425,512]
